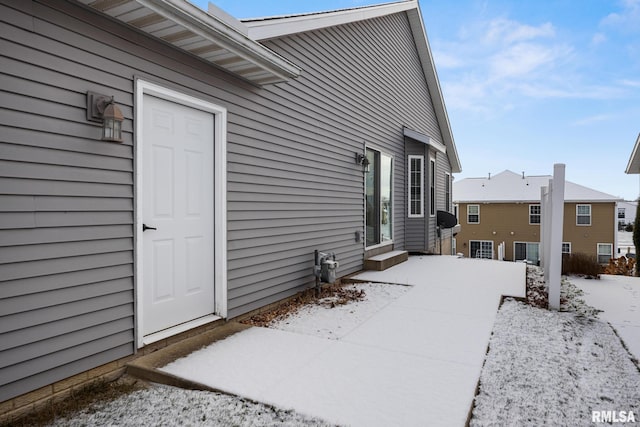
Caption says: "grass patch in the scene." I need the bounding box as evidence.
[3,377,147,427]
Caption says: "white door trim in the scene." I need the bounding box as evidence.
[135,79,227,348]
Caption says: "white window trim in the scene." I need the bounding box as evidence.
[429,156,436,217]
[597,243,613,264]
[576,204,592,226]
[469,240,493,259]
[365,147,394,249]
[408,155,424,218]
[467,204,480,224]
[134,79,228,348]
[562,242,571,254]
[513,241,540,263]
[529,204,541,225]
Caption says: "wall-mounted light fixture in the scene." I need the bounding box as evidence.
[87,91,124,143]
[355,153,370,172]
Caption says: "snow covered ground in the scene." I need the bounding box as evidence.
[570,274,640,361]
[471,299,640,426]
[45,256,640,426]
[161,256,525,427]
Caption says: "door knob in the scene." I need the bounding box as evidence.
[142,223,157,231]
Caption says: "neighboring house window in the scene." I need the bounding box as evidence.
[597,243,613,264]
[429,157,436,216]
[365,148,393,247]
[529,204,541,225]
[576,204,591,225]
[470,240,493,259]
[562,242,571,254]
[467,204,479,224]
[618,208,625,219]
[408,155,424,218]
[445,172,451,212]
[514,242,539,264]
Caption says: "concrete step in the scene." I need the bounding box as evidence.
[364,250,408,271]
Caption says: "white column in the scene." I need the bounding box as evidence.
[548,164,565,310]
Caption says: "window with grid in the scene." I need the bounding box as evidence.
[576,204,591,225]
[467,204,479,224]
[408,155,424,218]
[597,243,612,264]
[529,204,541,224]
[618,208,625,219]
[562,242,571,254]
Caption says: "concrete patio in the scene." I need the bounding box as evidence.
[157,256,526,426]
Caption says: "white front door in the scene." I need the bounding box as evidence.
[142,94,215,337]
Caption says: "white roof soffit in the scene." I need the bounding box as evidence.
[404,127,446,153]
[78,0,301,85]
[625,133,640,174]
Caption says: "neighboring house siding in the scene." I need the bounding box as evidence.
[563,202,616,257]
[1,0,451,402]
[455,202,616,261]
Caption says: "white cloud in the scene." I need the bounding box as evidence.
[483,18,555,45]
[571,114,615,126]
[488,42,570,80]
[591,32,607,46]
[601,0,640,33]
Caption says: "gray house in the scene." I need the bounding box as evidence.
[0,0,461,413]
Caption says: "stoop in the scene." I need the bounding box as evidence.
[364,250,408,271]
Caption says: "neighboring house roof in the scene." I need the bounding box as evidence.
[242,0,462,173]
[625,133,640,174]
[77,0,301,85]
[453,170,621,203]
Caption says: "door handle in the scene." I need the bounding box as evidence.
[142,223,157,232]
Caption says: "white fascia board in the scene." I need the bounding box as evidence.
[245,0,417,41]
[405,7,461,173]
[139,0,301,80]
[403,127,446,153]
[625,133,640,174]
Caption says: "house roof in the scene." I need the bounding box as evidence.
[78,0,301,85]
[453,170,621,203]
[625,133,640,174]
[242,0,462,173]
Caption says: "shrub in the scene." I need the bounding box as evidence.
[561,252,601,277]
[625,223,633,232]
[603,256,635,276]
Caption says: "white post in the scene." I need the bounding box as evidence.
[540,186,547,269]
[548,164,565,310]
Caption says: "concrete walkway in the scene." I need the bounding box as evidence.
[161,256,526,427]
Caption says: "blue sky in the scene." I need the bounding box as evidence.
[190,0,640,200]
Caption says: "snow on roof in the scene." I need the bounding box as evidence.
[453,170,621,203]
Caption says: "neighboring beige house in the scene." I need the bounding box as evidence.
[453,170,621,263]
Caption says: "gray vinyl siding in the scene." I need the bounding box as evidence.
[429,149,454,249]
[0,0,136,401]
[0,0,452,402]
[405,140,427,251]
[259,12,445,259]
